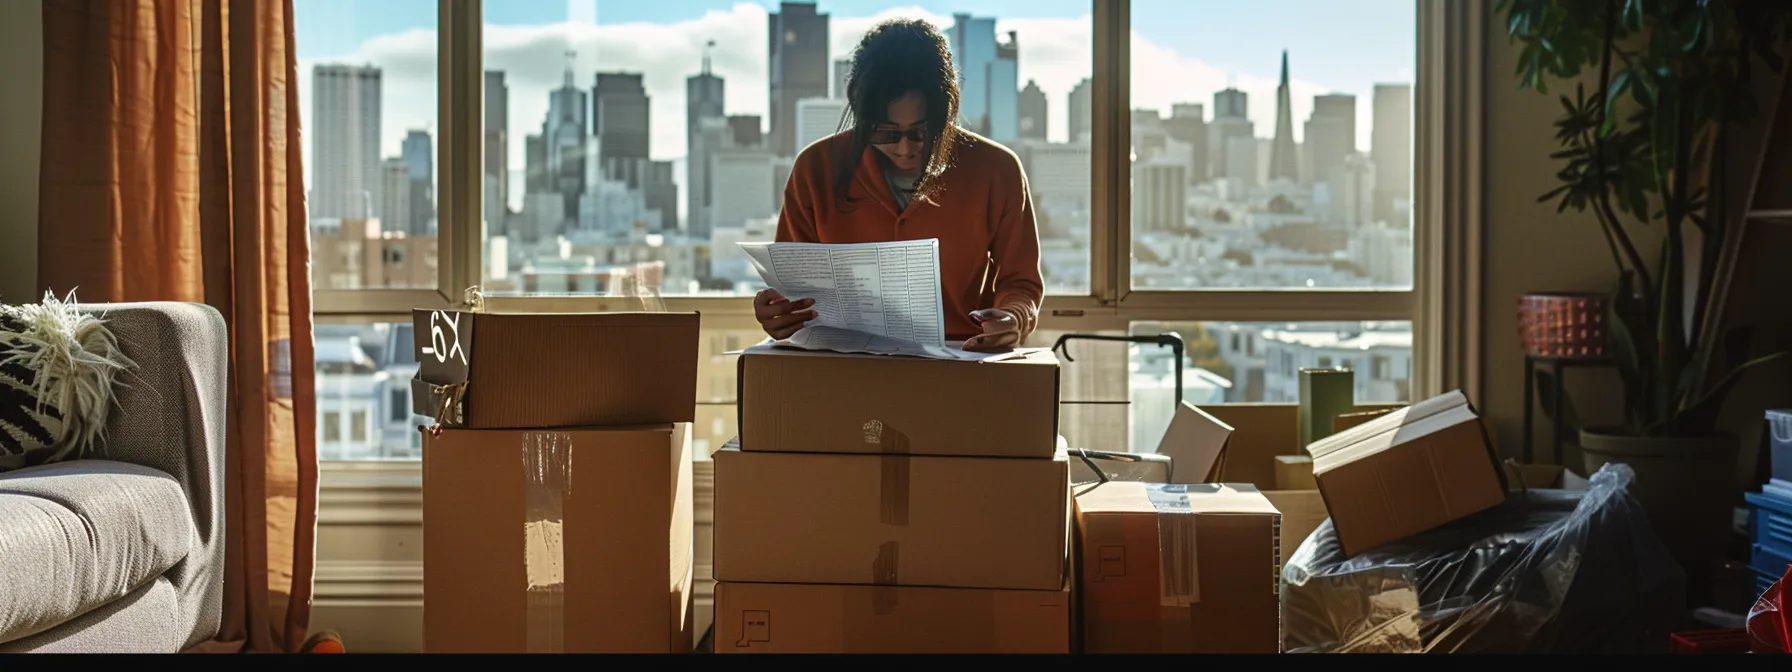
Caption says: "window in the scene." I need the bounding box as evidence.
[298,0,1442,463]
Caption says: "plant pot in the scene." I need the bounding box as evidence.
[1518,292,1608,359]
[1581,428,1738,599]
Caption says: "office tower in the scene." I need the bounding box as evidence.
[1163,103,1208,183]
[400,130,434,234]
[688,46,726,239]
[768,2,829,157]
[947,14,1015,141]
[989,31,1019,143]
[1371,83,1413,226]
[380,158,410,234]
[796,97,848,151]
[311,64,382,220]
[1069,77,1093,143]
[543,56,588,222]
[1209,87,1252,182]
[1268,51,1299,183]
[484,70,510,236]
[1132,162,1187,232]
[728,115,764,148]
[834,58,852,99]
[593,72,651,189]
[1019,80,1048,141]
[643,160,679,233]
[1305,93,1356,193]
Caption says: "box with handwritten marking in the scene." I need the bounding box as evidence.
[713,578,1071,654]
[1074,481,1282,653]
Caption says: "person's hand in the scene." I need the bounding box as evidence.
[964,309,1021,352]
[754,288,816,340]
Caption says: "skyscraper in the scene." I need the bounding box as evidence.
[1372,83,1413,226]
[1209,87,1252,181]
[543,55,588,222]
[834,58,853,99]
[988,31,1019,143]
[1068,78,1093,144]
[1304,93,1356,193]
[593,72,651,189]
[1018,80,1048,141]
[484,70,510,235]
[1163,103,1207,183]
[687,45,725,239]
[1268,51,1299,184]
[768,2,829,157]
[401,129,434,234]
[310,64,382,221]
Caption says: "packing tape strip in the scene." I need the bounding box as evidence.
[841,583,998,653]
[522,432,570,654]
[867,419,910,610]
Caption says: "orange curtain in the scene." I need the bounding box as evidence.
[38,0,318,654]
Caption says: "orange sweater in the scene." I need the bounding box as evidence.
[776,130,1044,343]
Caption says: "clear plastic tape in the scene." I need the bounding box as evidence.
[523,432,571,653]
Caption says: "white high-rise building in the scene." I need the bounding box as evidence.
[795,97,848,152]
[711,148,778,230]
[310,64,382,221]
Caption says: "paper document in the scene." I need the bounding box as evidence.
[743,239,998,360]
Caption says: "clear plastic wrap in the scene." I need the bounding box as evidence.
[1282,463,1684,653]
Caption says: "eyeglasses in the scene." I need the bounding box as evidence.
[869,126,927,145]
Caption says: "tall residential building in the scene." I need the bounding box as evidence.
[1018,80,1048,141]
[593,72,652,190]
[687,47,725,239]
[1209,88,1252,182]
[484,70,510,236]
[947,14,1017,140]
[310,64,382,221]
[1132,161,1188,232]
[1268,51,1299,183]
[768,2,829,157]
[1305,93,1356,194]
[833,58,853,99]
[379,158,410,235]
[1162,103,1208,183]
[1068,78,1093,143]
[400,130,434,234]
[1372,83,1413,226]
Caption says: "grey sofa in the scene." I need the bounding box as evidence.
[0,303,227,652]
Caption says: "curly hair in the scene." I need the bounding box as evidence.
[832,18,962,207]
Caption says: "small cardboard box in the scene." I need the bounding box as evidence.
[713,579,1072,654]
[1205,405,1330,564]
[1274,455,1318,490]
[713,441,1070,591]
[1155,402,1234,484]
[422,424,695,653]
[1503,462,1589,491]
[737,347,1060,458]
[1075,482,1282,653]
[1306,390,1507,557]
[409,309,699,429]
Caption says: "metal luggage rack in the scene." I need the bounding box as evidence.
[1051,333,1186,484]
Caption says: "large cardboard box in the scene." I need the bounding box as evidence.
[712,580,1072,654]
[1206,405,1329,564]
[737,348,1060,458]
[1306,390,1507,557]
[1075,482,1282,653]
[410,309,699,429]
[423,425,695,653]
[713,442,1070,591]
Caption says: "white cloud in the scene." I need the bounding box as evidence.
[299,2,1389,204]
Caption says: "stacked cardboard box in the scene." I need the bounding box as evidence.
[712,348,1073,654]
[413,309,702,653]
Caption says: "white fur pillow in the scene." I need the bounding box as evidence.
[0,292,136,472]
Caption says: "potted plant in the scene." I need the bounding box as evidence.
[1501,0,1792,585]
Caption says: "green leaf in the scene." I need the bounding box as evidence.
[1602,69,1633,136]
[1676,350,1792,436]
[1533,368,1585,434]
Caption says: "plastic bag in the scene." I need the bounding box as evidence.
[1748,565,1792,654]
[1281,463,1684,653]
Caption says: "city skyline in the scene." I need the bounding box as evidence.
[296,0,1415,196]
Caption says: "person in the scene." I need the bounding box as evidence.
[752,18,1043,352]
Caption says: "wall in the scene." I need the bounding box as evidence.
[0,1,39,303]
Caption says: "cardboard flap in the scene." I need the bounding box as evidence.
[1076,481,1279,516]
[1306,390,1478,474]
[412,308,476,417]
[1156,402,1234,485]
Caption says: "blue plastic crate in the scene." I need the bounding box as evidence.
[1745,490,1792,560]
[1754,566,1781,599]
[1753,543,1792,578]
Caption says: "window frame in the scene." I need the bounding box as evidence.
[312,0,1461,436]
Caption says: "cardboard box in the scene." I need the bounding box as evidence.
[737,348,1059,458]
[1070,450,1172,485]
[1202,405,1330,563]
[713,580,1072,654]
[1274,455,1317,490]
[423,424,695,653]
[713,442,1070,591]
[1504,462,1590,491]
[1333,408,1398,433]
[1155,402,1233,484]
[1075,482,1282,653]
[1306,390,1507,557]
[410,309,700,429]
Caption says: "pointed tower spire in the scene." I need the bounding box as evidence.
[563,49,577,87]
[702,40,716,76]
[1269,49,1300,182]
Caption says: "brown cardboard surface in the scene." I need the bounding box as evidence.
[1208,405,1300,487]
[1155,402,1233,484]
[1261,490,1327,563]
[1075,482,1282,653]
[713,445,1069,591]
[411,310,699,429]
[713,579,1072,654]
[1306,391,1507,557]
[1274,455,1318,490]
[1504,462,1590,491]
[737,348,1059,458]
[1333,408,1398,433]
[423,424,694,653]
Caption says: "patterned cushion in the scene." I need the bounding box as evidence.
[0,296,133,473]
[0,310,64,472]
